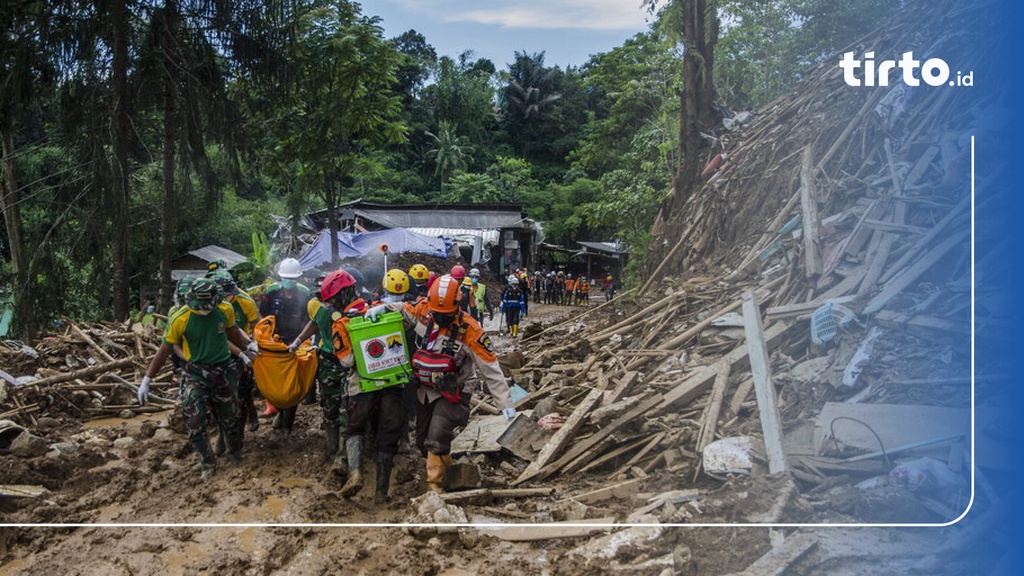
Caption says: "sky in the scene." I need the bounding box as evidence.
[363,0,655,69]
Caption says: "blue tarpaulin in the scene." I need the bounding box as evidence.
[298,228,450,270]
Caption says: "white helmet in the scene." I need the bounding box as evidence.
[277,258,303,279]
[509,276,519,286]
[469,267,481,278]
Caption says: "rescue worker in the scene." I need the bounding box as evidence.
[469,268,492,323]
[209,269,261,432]
[603,274,616,301]
[380,275,515,493]
[501,276,526,337]
[408,264,430,299]
[287,270,355,471]
[258,257,312,432]
[459,277,478,321]
[328,271,408,503]
[564,274,576,307]
[450,265,466,284]
[519,272,530,317]
[138,278,258,479]
[579,276,591,306]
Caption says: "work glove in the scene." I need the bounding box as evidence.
[287,341,299,354]
[502,407,516,421]
[245,341,260,356]
[238,352,252,368]
[137,376,152,406]
[365,304,387,322]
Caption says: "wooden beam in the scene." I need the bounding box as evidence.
[742,292,787,474]
[863,229,969,315]
[799,146,822,278]
[526,321,794,483]
[513,370,609,485]
[22,357,136,387]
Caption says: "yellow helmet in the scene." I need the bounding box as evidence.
[408,264,429,282]
[383,269,410,294]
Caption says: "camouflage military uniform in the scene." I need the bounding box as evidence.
[163,302,243,471]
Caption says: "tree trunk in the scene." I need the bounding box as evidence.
[326,177,340,265]
[158,1,179,314]
[111,0,132,321]
[674,0,722,201]
[1,126,34,336]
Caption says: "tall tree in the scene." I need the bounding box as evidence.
[645,0,724,212]
[425,121,471,192]
[274,0,406,265]
[109,0,133,321]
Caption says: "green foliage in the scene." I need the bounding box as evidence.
[717,0,902,108]
[0,0,908,327]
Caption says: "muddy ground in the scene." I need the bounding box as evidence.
[0,302,997,575]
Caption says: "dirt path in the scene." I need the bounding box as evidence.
[0,301,970,575]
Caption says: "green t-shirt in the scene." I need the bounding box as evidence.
[162,302,236,365]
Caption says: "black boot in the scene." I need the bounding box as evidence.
[193,438,216,480]
[325,425,340,464]
[374,452,394,504]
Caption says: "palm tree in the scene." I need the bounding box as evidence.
[426,121,472,194]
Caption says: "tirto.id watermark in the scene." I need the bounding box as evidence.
[840,51,973,87]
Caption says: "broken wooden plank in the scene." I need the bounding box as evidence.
[726,531,819,576]
[566,478,645,505]
[439,487,555,505]
[863,229,969,315]
[696,363,731,454]
[742,291,787,474]
[529,321,795,483]
[70,323,117,363]
[513,371,610,485]
[603,370,640,406]
[607,431,667,480]
[577,434,653,474]
[765,295,857,320]
[476,518,614,542]
[800,146,823,278]
[20,357,136,388]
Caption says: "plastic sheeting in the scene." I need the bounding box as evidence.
[298,228,450,270]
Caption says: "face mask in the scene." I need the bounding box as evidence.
[281,280,297,290]
[471,278,478,285]
[434,313,456,328]
[382,294,402,304]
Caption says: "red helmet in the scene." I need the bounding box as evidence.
[450,265,466,280]
[320,269,356,301]
[428,274,461,313]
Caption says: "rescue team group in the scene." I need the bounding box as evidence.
[133,258,601,504]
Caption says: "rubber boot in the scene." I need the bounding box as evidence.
[225,427,243,464]
[325,426,340,464]
[425,452,447,493]
[194,439,216,480]
[214,432,226,456]
[374,452,394,504]
[246,401,259,432]
[339,436,364,497]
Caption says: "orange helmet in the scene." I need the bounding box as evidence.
[428,274,461,313]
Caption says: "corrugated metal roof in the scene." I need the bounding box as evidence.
[186,245,248,267]
[578,241,628,255]
[408,227,500,246]
[307,201,529,231]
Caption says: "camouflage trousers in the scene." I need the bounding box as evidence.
[317,355,348,433]
[180,360,242,463]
